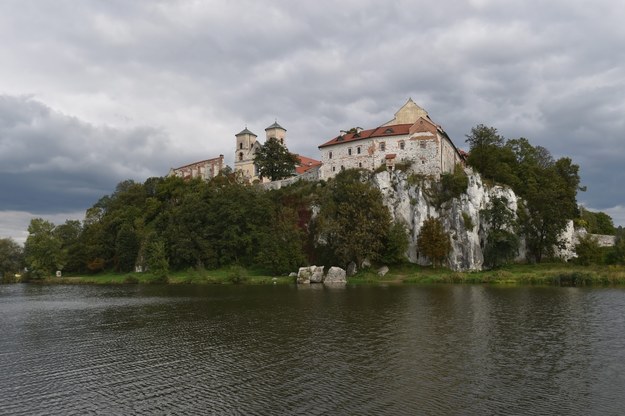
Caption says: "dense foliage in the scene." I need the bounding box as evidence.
[254,137,300,181]
[21,169,408,277]
[0,238,24,279]
[417,217,450,268]
[466,125,581,263]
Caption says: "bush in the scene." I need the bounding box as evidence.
[226,265,248,284]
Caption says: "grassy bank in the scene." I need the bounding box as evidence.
[349,263,625,286]
[7,263,625,287]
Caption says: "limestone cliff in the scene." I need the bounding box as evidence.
[372,168,521,271]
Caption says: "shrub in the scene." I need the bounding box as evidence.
[227,265,248,284]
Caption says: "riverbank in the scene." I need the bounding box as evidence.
[6,263,625,286]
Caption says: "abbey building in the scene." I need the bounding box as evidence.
[169,99,463,184]
[318,99,464,179]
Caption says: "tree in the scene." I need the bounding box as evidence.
[465,125,516,184]
[574,233,603,265]
[380,221,409,264]
[481,196,519,268]
[54,220,84,273]
[24,218,65,277]
[0,238,23,279]
[142,232,169,281]
[254,137,299,181]
[417,216,451,268]
[114,224,139,272]
[314,169,392,267]
[256,205,306,274]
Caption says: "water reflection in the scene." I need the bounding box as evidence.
[1,284,624,415]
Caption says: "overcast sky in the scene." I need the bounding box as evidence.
[2,0,625,243]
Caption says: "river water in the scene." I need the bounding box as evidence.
[1,283,625,415]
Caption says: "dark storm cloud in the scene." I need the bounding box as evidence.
[1,0,625,239]
[0,95,172,214]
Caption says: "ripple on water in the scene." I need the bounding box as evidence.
[1,284,625,415]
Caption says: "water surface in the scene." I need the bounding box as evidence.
[1,283,624,415]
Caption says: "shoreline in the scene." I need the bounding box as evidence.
[5,263,625,287]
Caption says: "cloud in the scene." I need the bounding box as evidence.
[1,0,625,242]
[0,95,181,213]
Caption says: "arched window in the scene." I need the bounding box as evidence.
[239,143,243,150]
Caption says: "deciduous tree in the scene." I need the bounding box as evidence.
[254,137,299,181]
[417,216,450,268]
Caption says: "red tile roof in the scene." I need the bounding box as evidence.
[318,124,412,148]
[295,154,322,174]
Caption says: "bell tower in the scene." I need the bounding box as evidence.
[234,127,258,180]
[265,120,287,146]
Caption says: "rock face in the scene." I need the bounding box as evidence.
[324,267,347,284]
[311,266,324,283]
[372,168,539,271]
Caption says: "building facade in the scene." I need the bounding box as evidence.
[168,155,224,180]
[318,99,464,179]
[234,121,320,183]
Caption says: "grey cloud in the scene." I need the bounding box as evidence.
[0,95,181,213]
[1,0,624,229]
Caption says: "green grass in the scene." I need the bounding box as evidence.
[348,262,625,286]
[18,263,625,287]
[30,266,293,286]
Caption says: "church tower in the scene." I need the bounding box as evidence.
[234,127,259,180]
[265,120,286,146]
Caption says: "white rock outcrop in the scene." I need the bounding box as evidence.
[372,168,543,271]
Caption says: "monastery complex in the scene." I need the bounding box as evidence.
[169,99,465,183]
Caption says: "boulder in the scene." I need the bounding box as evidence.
[361,259,372,269]
[324,266,347,284]
[297,266,312,284]
[289,272,298,278]
[377,266,389,277]
[347,261,357,277]
[310,266,325,283]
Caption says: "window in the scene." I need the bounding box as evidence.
[239,152,244,161]
[239,142,243,150]
[329,151,333,159]
[357,146,361,154]
[399,141,405,150]
[348,148,352,156]
[341,165,345,171]
[332,166,336,172]
[380,142,386,151]
[358,162,362,168]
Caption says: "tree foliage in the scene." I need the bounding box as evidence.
[417,216,451,268]
[466,125,581,263]
[0,238,23,278]
[314,169,393,267]
[574,233,603,266]
[578,207,616,235]
[24,218,65,277]
[254,137,299,181]
[481,196,519,268]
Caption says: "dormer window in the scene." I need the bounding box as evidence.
[384,128,394,134]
